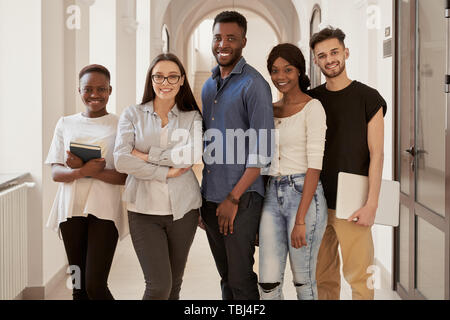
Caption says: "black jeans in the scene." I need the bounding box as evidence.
[201,192,263,300]
[59,214,118,300]
[128,210,199,300]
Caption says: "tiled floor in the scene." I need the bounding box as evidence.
[45,229,401,300]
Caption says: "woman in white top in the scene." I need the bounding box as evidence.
[46,65,127,300]
[258,44,328,300]
[114,53,203,300]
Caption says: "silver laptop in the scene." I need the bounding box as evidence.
[335,172,400,227]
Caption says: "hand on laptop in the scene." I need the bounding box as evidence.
[348,204,377,227]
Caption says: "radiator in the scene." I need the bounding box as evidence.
[0,184,29,300]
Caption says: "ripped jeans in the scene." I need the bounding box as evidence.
[258,174,327,300]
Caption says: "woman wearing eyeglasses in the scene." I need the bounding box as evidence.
[114,53,203,300]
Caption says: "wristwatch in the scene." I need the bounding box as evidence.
[226,193,240,205]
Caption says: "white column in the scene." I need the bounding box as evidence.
[116,0,137,115]
[149,0,164,62]
[42,0,69,288]
[89,0,116,113]
[136,0,151,104]
[63,0,91,116]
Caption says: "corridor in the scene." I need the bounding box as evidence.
[1,0,449,301]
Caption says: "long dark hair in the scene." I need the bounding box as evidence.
[141,53,200,113]
[267,43,311,92]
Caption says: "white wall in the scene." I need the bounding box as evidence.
[245,11,279,101]
[371,0,394,285]
[186,19,215,89]
[194,19,215,73]
[0,0,44,288]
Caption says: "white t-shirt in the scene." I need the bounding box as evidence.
[268,99,327,176]
[45,113,128,239]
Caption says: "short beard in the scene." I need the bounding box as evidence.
[321,61,346,79]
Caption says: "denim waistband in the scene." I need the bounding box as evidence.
[269,174,306,185]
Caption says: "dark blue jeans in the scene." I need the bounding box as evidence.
[201,192,263,300]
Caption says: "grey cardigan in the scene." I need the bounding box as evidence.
[114,102,203,220]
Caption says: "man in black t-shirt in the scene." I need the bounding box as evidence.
[308,27,386,300]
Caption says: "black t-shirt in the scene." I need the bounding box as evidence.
[308,81,387,210]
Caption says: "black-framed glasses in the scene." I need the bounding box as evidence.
[151,74,181,84]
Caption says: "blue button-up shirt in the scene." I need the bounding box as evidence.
[201,57,274,203]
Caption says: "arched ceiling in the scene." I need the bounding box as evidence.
[160,0,301,63]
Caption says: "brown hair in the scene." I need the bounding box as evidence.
[267,43,311,92]
[141,53,200,113]
[310,26,346,51]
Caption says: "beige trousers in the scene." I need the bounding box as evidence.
[316,210,374,300]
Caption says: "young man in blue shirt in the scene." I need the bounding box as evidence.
[200,11,274,300]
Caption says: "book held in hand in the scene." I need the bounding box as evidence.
[69,142,102,163]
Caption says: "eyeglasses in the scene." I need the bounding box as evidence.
[151,74,181,84]
[81,87,110,94]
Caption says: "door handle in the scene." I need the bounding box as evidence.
[405,146,415,156]
[404,147,427,157]
[416,149,428,155]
